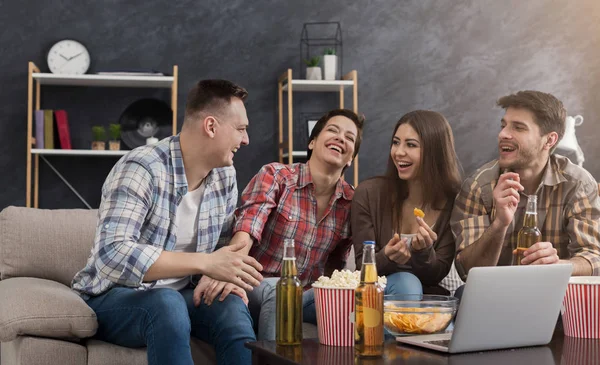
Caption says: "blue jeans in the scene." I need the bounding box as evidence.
[247,277,316,340]
[384,271,423,296]
[85,286,255,365]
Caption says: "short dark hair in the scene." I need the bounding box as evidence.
[306,109,364,160]
[184,79,248,123]
[497,90,566,141]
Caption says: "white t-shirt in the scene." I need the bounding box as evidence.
[154,182,205,290]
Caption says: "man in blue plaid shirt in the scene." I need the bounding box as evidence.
[72,80,263,365]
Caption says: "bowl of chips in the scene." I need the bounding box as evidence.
[383,294,458,336]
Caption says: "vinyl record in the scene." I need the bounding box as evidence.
[119,98,172,149]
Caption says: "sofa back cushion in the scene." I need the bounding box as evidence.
[0,206,97,286]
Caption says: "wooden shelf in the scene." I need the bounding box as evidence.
[25,62,179,208]
[31,149,129,157]
[282,151,308,158]
[278,68,359,186]
[281,79,354,92]
[32,73,174,88]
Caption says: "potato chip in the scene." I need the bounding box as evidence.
[384,305,452,334]
[413,207,425,218]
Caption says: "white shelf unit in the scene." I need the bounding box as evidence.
[32,73,174,88]
[31,149,129,157]
[282,151,308,159]
[281,79,354,92]
[277,69,359,186]
[25,62,179,208]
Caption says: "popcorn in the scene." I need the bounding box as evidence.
[312,269,387,289]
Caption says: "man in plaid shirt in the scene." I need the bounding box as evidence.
[201,109,363,341]
[72,80,263,365]
[451,91,600,298]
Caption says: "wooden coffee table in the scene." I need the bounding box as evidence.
[246,327,600,364]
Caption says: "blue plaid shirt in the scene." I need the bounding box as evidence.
[72,135,237,298]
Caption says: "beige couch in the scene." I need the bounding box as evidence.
[0,207,319,365]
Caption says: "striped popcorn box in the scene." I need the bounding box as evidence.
[561,277,600,338]
[313,286,355,346]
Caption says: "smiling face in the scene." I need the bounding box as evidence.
[213,98,249,166]
[390,123,422,181]
[498,107,548,170]
[308,115,358,170]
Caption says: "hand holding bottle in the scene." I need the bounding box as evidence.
[515,242,559,265]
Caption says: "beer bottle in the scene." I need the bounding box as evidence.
[516,195,542,265]
[276,239,303,345]
[355,241,384,357]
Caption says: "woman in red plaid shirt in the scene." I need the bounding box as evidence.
[196,109,364,340]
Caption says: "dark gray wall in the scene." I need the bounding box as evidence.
[1,0,598,209]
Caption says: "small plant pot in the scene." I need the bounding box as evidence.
[108,140,121,151]
[323,55,337,80]
[306,67,322,80]
[91,141,106,150]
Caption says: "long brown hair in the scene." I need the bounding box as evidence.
[382,110,462,230]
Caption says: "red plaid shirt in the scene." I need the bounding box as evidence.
[234,162,354,287]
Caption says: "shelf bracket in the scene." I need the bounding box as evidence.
[40,156,93,209]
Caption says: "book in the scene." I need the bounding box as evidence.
[35,110,44,149]
[43,110,54,149]
[54,110,72,149]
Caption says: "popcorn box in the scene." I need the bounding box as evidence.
[312,270,387,347]
[313,286,355,346]
[561,276,600,338]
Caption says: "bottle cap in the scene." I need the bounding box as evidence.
[363,240,375,245]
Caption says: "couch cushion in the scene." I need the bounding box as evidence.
[0,277,97,342]
[86,339,146,365]
[0,206,97,286]
[1,335,87,365]
[86,337,217,365]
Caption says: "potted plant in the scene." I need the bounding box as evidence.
[91,126,106,150]
[323,48,337,80]
[108,124,121,151]
[304,56,322,80]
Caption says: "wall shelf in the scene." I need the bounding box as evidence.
[281,79,354,92]
[32,73,174,88]
[25,62,179,208]
[282,151,308,159]
[278,69,359,186]
[31,149,129,157]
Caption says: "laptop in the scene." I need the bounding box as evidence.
[396,264,572,353]
[394,344,555,365]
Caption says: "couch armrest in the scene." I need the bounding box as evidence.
[0,277,97,342]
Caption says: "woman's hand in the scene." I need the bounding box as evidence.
[412,217,438,251]
[384,233,411,265]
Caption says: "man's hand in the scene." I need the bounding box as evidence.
[517,242,559,265]
[412,217,438,251]
[203,241,263,291]
[193,275,248,307]
[384,233,411,265]
[493,172,524,227]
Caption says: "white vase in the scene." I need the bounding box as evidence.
[306,67,322,80]
[323,55,337,80]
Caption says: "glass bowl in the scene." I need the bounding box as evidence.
[383,294,458,336]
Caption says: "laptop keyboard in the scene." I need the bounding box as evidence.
[424,339,450,348]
